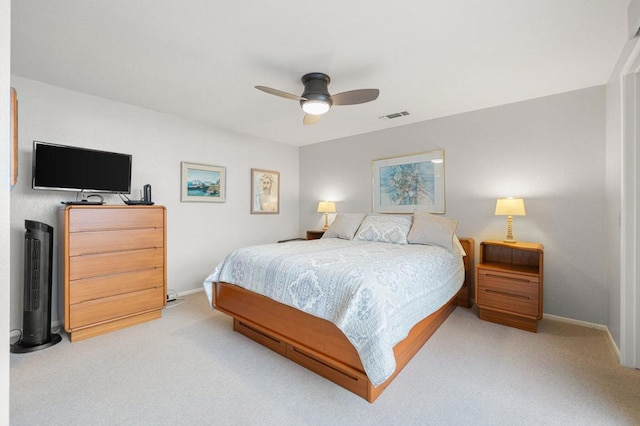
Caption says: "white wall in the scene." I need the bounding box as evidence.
[7,77,611,342]
[1,0,11,422]
[630,0,640,39]
[606,0,640,361]
[9,76,300,330]
[300,86,607,324]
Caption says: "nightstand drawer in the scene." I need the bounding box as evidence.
[477,270,539,317]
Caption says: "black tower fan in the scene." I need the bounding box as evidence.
[11,220,61,353]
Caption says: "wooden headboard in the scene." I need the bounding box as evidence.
[456,237,475,308]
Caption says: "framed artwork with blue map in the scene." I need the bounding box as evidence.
[372,150,445,214]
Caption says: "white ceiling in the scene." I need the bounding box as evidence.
[11,0,630,146]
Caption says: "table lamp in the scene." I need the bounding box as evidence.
[495,197,526,243]
[317,201,336,231]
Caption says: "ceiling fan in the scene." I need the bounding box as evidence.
[255,72,380,125]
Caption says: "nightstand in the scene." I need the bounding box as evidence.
[306,230,325,240]
[475,240,544,332]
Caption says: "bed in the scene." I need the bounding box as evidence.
[203,213,474,403]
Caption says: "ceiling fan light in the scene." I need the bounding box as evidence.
[302,100,330,115]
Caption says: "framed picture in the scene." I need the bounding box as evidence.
[10,87,18,189]
[251,168,279,214]
[181,162,226,202]
[372,149,445,214]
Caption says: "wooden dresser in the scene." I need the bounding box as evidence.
[58,205,167,341]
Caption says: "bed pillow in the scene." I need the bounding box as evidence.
[353,214,412,244]
[407,211,458,252]
[321,213,366,240]
[453,235,467,257]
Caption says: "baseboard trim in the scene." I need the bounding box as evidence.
[543,313,621,361]
[605,328,622,361]
[179,288,204,296]
[543,313,607,330]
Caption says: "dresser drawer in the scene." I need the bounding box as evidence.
[69,207,164,232]
[70,247,164,280]
[70,267,164,304]
[477,269,539,318]
[69,228,164,256]
[70,286,165,329]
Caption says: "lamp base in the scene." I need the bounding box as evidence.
[322,212,330,231]
[503,216,517,243]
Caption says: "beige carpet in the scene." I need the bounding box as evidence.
[10,291,640,425]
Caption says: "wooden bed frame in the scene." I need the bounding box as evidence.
[212,238,475,403]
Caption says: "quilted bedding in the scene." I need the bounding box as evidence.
[203,238,464,386]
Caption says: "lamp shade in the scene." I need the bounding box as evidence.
[317,201,336,213]
[495,198,526,216]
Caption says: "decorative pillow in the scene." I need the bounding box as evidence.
[453,235,467,257]
[321,213,366,240]
[407,211,458,252]
[353,214,413,244]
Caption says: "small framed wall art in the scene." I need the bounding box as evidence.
[181,162,226,202]
[372,149,445,214]
[251,168,279,214]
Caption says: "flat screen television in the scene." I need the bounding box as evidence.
[32,141,132,194]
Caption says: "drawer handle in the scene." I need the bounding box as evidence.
[484,288,530,300]
[484,273,531,284]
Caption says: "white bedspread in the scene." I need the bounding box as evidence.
[203,238,464,386]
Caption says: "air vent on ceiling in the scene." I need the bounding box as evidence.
[379,111,410,120]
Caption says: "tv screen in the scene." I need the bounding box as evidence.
[32,141,132,194]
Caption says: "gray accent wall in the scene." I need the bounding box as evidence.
[300,86,607,324]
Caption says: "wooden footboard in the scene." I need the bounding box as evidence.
[213,238,474,402]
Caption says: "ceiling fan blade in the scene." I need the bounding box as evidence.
[303,113,322,125]
[331,89,380,106]
[255,86,304,101]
